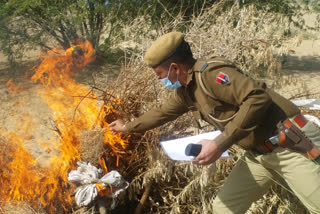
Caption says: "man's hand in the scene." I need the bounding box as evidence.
[108,119,127,134]
[194,140,222,165]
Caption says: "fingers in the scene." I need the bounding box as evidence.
[193,158,207,165]
[193,153,205,165]
[192,159,199,165]
[106,119,127,135]
[107,121,118,134]
[194,149,205,161]
[194,150,214,165]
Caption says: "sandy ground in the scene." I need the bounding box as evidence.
[0,83,59,166]
[276,13,320,98]
[277,39,320,99]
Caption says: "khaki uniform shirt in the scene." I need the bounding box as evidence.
[126,57,300,152]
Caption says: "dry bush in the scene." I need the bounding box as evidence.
[186,3,300,80]
[79,128,105,166]
[113,1,301,82]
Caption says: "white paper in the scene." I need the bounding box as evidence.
[160,130,230,161]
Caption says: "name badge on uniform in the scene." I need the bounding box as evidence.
[216,72,230,85]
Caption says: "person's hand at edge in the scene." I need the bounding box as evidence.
[108,119,128,134]
[193,139,223,165]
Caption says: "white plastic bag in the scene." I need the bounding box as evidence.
[68,161,102,185]
[68,162,128,208]
[75,184,98,206]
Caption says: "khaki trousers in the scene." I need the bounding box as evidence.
[212,148,320,214]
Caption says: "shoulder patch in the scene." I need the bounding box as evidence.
[216,72,230,85]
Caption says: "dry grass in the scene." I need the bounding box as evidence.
[113,1,301,82]
[0,201,44,214]
[79,128,106,166]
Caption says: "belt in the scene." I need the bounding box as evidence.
[259,135,278,153]
[257,114,320,159]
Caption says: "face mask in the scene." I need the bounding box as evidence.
[160,65,181,89]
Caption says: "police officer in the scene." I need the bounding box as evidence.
[109,32,320,213]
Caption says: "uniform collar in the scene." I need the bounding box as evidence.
[186,59,207,86]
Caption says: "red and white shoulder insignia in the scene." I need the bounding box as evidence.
[216,72,230,85]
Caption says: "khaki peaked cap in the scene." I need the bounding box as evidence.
[144,32,184,68]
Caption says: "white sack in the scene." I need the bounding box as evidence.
[68,162,128,208]
[75,184,98,207]
[68,161,102,185]
[100,170,123,186]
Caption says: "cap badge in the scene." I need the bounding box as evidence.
[216,72,230,85]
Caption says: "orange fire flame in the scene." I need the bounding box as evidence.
[0,40,129,212]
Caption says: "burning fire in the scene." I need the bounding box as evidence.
[0,40,129,212]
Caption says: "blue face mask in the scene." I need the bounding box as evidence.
[160,65,181,89]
